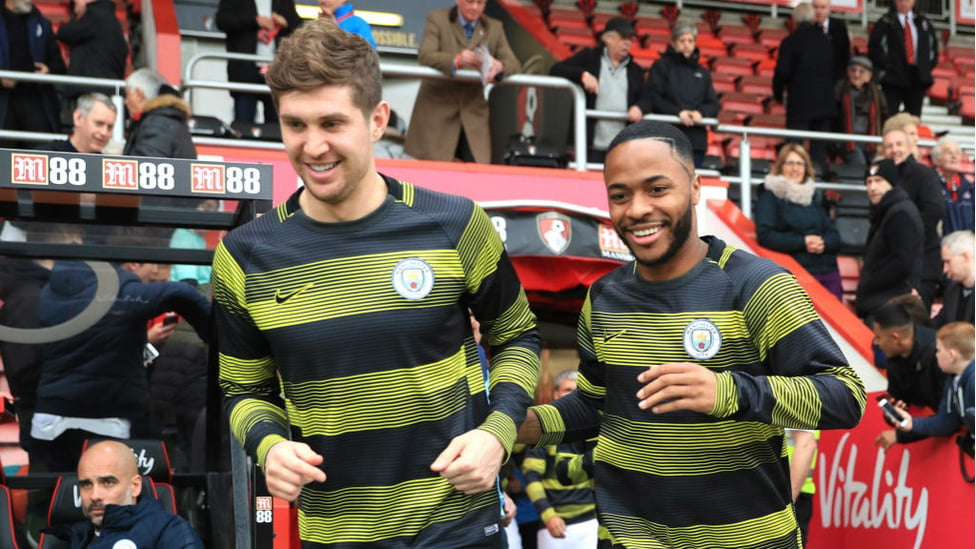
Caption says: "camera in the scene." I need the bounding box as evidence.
[877,398,908,428]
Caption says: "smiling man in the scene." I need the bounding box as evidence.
[211,17,540,548]
[42,440,203,548]
[37,92,116,154]
[517,121,865,549]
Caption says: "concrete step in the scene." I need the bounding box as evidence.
[924,113,964,126]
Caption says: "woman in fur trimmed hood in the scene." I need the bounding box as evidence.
[755,143,843,300]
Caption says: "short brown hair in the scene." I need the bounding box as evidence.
[936,322,975,361]
[265,17,382,116]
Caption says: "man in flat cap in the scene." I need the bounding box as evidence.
[549,17,651,162]
[835,55,888,165]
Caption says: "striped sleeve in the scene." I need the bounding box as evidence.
[521,446,556,522]
[712,257,866,430]
[458,204,541,454]
[212,240,291,467]
[532,291,603,447]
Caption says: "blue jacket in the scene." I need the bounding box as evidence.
[35,262,211,424]
[47,494,204,548]
[898,360,974,443]
[0,5,65,131]
[334,4,376,48]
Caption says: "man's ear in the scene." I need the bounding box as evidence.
[131,475,142,498]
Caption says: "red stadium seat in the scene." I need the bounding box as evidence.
[718,24,756,45]
[960,94,975,122]
[711,72,739,95]
[548,7,589,31]
[721,91,766,114]
[711,56,756,77]
[737,75,773,96]
[757,27,788,49]
[766,100,786,116]
[850,36,868,55]
[932,61,959,79]
[729,42,772,63]
[748,113,786,128]
[929,77,952,103]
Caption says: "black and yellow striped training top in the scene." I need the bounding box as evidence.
[522,438,597,526]
[212,177,541,548]
[532,236,865,549]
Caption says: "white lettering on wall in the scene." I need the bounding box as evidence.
[818,433,928,549]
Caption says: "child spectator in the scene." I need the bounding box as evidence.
[876,321,974,456]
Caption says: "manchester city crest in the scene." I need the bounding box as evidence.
[392,258,434,300]
[683,319,721,360]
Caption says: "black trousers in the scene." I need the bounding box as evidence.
[883,71,928,117]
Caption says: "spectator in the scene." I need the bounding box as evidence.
[931,138,975,233]
[756,143,843,300]
[36,92,117,153]
[169,199,218,285]
[31,231,211,473]
[549,17,648,164]
[855,158,923,319]
[773,2,836,172]
[216,0,301,125]
[812,0,851,83]
[517,121,865,549]
[122,69,196,159]
[318,0,375,47]
[882,111,922,159]
[868,0,937,117]
[871,298,947,410]
[875,321,974,453]
[834,56,887,165]
[521,370,596,549]
[786,429,818,547]
[882,126,945,309]
[404,0,521,163]
[211,19,540,546]
[932,230,975,327]
[55,0,127,105]
[645,20,719,168]
[0,0,67,149]
[41,440,204,548]
[0,223,84,462]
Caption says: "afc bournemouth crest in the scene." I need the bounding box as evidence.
[536,211,572,255]
[683,319,722,360]
[392,257,434,300]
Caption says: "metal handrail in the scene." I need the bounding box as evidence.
[182,52,590,170]
[0,69,128,143]
[0,65,967,212]
[587,108,943,217]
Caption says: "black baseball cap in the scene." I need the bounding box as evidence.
[604,17,637,38]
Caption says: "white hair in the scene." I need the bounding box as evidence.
[943,231,975,257]
[125,68,169,101]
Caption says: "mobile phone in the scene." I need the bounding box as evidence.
[877,398,908,428]
[143,343,160,365]
[163,313,180,326]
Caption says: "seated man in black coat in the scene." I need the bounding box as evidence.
[549,17,649,163]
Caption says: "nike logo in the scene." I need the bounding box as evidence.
[274,283,314,304]
[603,329,626,342]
